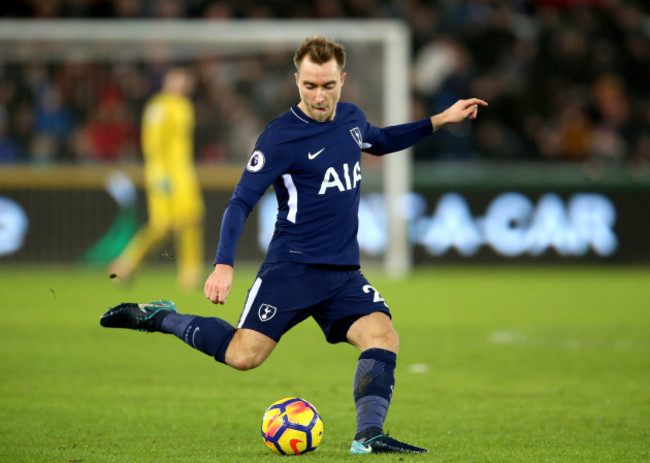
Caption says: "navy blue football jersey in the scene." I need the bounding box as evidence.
[215,102,433,267]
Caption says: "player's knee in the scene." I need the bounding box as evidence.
[226,351,265,371]
[347,313,400,352]
[360,327,399,352]
[225,329,276,371]
[379,328,399,352]
[225,344,269,371]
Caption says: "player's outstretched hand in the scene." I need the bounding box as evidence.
[204,264,233,305]
[431,98,488,130]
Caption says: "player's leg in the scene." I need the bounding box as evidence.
[109,193,170,280]
[346,313,401,441]
[347,313,427,454]
[224,328,277,370]
[100,262,318,370]
[346,311,399,352]
[171,191,205,291]
[99,300,276,370]
[313,270,427,454]
[110,223,168,273]
[173,220,204,291]
[162,309,276,370]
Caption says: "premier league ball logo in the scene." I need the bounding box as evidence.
[247,150,265,172]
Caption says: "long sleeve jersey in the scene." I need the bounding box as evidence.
[214,102,433,268]
[141,92,204,219]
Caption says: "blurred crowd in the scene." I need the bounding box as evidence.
[0,0,649,165]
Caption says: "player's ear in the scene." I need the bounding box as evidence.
[295,72,300,87]
[340,72,346,86]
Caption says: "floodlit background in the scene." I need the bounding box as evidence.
[0,0,649,267]
[0,2,649,462]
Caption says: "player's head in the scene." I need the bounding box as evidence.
[293,36,346,72]
[294,36,346,122]
[163,67,195,96]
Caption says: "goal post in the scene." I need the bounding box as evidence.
[0,19,412,276]
[381,25,413,278]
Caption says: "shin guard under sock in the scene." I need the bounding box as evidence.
[353,348,397,440]
[161,313,235,364]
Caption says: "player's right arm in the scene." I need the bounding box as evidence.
[204,188,256,305]
[204,141,293,306]
[204,264,233,305]
[204,194,252,305]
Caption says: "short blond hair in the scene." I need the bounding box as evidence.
[293,36,346,71]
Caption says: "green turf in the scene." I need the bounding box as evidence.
[1,264,648,462]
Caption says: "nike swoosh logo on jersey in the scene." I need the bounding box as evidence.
[308,148,325,160]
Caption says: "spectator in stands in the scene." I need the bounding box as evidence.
[74,86,138,162]
[0,105,20,163]
[0,0,648,165]
[33,84,75,160]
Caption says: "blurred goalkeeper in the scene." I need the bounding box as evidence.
[101,37,486,454]
[108,67,204,291]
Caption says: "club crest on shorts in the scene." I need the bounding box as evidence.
[258,303,277,322]
[350,127,363,148]
[247,150,265,172]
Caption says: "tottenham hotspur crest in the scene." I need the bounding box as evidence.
[258,304,277,322]
[350,127,363,148]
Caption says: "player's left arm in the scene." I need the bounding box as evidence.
[430,98,488,131]
[364,97,487,156]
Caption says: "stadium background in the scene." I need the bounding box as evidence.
[1,3,649,463]
[0,0,649,267]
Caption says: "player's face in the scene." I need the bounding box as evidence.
[165,69,195,96]
[295,57,346,122]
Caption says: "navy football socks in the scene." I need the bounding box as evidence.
[161,313,235,364]
[353,348,397,441]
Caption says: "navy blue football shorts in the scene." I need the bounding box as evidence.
[236,262,391,343]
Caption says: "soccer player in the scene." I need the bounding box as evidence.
[108,67,205,291]
[101,37,487,454]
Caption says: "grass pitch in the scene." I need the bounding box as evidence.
[0,264,648,462]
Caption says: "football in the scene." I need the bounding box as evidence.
[261,397,324,455]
